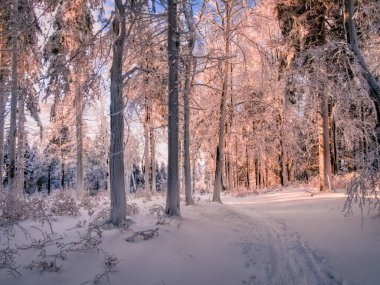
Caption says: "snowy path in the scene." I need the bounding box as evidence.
[195,204,342,285]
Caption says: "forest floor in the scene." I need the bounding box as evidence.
[0,186,379,285]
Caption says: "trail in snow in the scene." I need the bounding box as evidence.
[198,204,343,285]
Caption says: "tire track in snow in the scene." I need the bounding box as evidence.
[211,205,345,285]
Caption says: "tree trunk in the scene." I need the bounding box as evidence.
[331,118,338,174]
[318,93,333,191]
[245,140,250,190]
[61,161,65,190]
[0,37,7,192]
[16,92,25,195]
[182,6,195,204]
[344,0,380,139]
[144,95,150,193]
[280,125,288,187]
[150,127,157,194]
[213,0,231,202]
[131,166,137,192]
[184,61,194,204]
[109,0,127,226]
[322,92,333,191]
[251,145,256,190]
[75,86,84,200]
[8,0,18,194]
[47,164,51,195]
[192,157,196,194]
[166,0,181,216]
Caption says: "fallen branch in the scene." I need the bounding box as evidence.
[126,228,159,242]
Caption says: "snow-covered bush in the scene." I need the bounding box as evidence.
[345,152,380,216]
[126,203,140,216]
[51,191,79,216]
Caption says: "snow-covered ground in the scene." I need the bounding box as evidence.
[1,187,379,285]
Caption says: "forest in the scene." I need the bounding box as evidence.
[0,0,380,284]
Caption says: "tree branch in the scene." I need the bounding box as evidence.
[121,66,153,82]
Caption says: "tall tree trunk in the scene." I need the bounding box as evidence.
[344,0,380,139]
[8,0,18,194]
[280,121,288,187]
[150,127,157,194]
[331,117,338,174]
[109,0,127,226]
[131,166,137,192]
[318,93,333,191]
[182,0,194,203]
[0,38,7,192]
[166,0,181,216]
[280,138,288,187]
[245,140,250,190]
[61,160,65,190]
[184,59,194,204]
[47,164,51,195]
[144,95,150,193]
[225,64,234,192]
[213,1,231,202]
[192,157,196,194]
[75,86,84,200]
[318,109,325,191]
[16,92,25,195]
[182,0,196,203]
[322,92,333,191]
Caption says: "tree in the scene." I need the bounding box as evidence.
[181,0,197,205]
[109,0,128,226]
[44,0,102,199]
[212,0,232,202]
[166,0,181,216]
[7,0,19,195]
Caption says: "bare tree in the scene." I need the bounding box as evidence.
[109,0,128,225]
[182,0,196,205]
[8,0,19,195]
[0,13,10,192]
[213,0,232,202]
[166,0,181,216]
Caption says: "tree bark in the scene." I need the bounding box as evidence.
[245,140,250,190]
[150,127,157,194]
[0,36,7,192]
[318,93,333,191]
[184,69,194,204]
[280,94,288,187]
[61,160,65,190]
[226,65,234,192]
[322,92,333,191]
[8,0,19,194]
[16,91,25,195]
[166,0,181,216]
[75,83,84,200]
[144,95,150,193]
[213,0,231,202]
[109,0,127,226]
[182,4,195,204]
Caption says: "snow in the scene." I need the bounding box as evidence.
[1,187,379,285]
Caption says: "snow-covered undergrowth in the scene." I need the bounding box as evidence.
[0,187,379,285]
